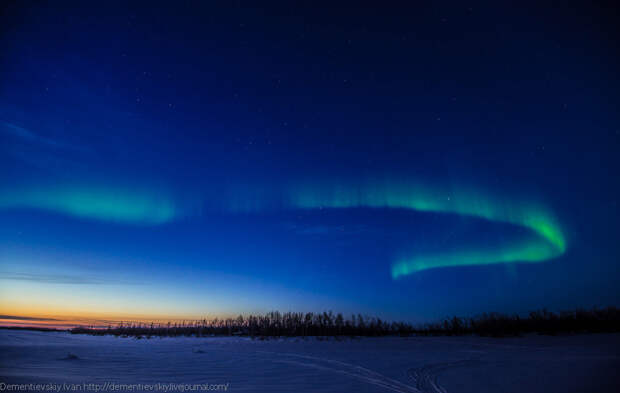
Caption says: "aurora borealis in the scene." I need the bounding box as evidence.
[0,180,566,278]
[1,1,619,326]
[287,182,566,277]
[0,186,177,224]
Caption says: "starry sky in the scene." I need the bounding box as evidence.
[1,1,619,325]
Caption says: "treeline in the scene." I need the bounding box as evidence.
[419,307,620,337]
[70,307,620,338]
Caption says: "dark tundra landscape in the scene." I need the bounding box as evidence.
[2,0,620,392]
[2,308,620,392]
[2,331,620,393]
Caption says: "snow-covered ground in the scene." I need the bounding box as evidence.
[1,330,618,392]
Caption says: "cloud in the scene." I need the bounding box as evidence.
[0,315,59,321]
[1,121,86,152]
[0,272,140,285]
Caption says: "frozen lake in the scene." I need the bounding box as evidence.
[1,330,618,392]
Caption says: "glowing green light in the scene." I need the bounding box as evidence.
[288,181,566,278]
[0,180,566,275]
[0,186,176,224]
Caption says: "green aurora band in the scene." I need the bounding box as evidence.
[0,186,176,224]
[288,182,566,278]
[0,181,566,277]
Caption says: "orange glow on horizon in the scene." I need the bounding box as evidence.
[0,305,257,330]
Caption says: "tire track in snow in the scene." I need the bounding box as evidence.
[258,351,420,393]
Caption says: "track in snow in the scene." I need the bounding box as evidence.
[260,351,421,393]
[407,359,481,393]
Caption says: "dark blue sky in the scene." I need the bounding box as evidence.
[1,1,619,322]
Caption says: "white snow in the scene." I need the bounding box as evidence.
[1,330,619,392]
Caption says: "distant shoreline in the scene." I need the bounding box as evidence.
[54,307,620,338]
[0,326,65,332]
[3,307,619,338]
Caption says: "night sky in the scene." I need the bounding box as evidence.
[1,1,619,324]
